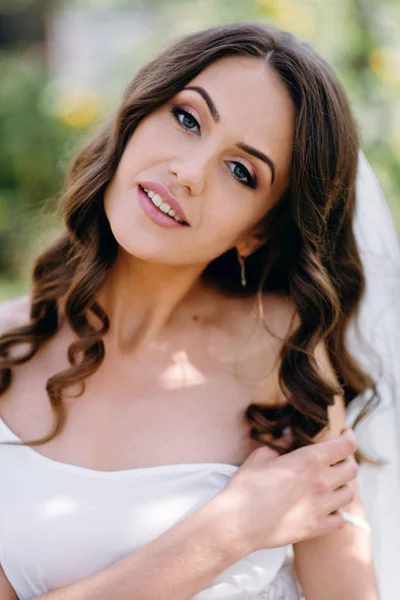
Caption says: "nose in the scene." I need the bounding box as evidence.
[168,154,209,196]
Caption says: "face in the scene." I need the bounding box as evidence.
[104,55,295,267]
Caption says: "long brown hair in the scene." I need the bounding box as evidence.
[0,22,377,453]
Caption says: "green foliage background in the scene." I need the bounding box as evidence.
[1,0,399,301]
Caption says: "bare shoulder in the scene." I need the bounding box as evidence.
[0,294,31,336]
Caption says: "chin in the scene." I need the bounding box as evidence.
[112,229,175,264]
[104,193,166,261]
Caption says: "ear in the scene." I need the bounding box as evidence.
[235,223,268,258]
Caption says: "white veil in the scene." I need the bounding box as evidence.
[347,150,400,600]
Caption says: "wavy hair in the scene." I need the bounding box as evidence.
[0,22,377,455]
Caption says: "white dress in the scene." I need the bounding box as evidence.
[0,416,301,600]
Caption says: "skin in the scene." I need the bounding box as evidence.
[0,56,378,598]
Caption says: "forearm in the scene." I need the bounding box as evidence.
[294,489,379,600]
[35,493,245,600]
[294,527,379,600]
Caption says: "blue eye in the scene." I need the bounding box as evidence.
[171,105,257,189]
[228,161,257,189]
[171,106,200,133]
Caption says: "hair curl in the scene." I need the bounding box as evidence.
[0,22,377,456]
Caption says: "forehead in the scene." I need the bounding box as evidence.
[187,55,295,184]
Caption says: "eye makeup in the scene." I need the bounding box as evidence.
[170,103,258,189]
[179,86,276,185]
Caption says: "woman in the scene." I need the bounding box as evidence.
[0,22,380,599]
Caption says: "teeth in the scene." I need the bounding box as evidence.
[142,187,185,224]
[152,193,163,207]
[159,202,170,214]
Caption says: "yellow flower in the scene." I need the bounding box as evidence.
[56,89,103,129]
[256,0,281,17]
[256,0,316,38]
[369,48,400,86]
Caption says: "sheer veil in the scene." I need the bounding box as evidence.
[348,150,400,599]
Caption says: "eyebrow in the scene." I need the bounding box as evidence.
[183,85,276,185]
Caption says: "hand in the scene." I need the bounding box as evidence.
[219,429,358,553]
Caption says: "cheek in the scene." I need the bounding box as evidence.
[204,210,246,247]
[102,124,166,228]
[107,122,166,193]
[200,183,267,245]
[123,113,178,167]
[189,201,261,261]
[117,128,158,177]
[103,177,134,250]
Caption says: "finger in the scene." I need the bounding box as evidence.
[317,511,346,537]
[246,444,280,467]
[327,456,358,490]
[325,484,355,514]
[273,430,293,450]
[316,429,357,466]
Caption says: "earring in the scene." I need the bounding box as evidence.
[237,251,247,287]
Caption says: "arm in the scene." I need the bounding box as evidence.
[294,482,378,600]
[293,343,379,600]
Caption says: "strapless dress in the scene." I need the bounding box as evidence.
[0,416,301,599]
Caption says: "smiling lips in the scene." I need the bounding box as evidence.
[139,181,189,226]
[141,187,185,224]
[137,184,189,229]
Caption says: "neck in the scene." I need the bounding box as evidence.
[94,249,215,352]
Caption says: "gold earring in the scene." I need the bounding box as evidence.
[237,251,247,287]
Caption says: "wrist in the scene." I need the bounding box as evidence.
[208,489,254,560]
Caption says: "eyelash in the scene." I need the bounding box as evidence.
[170,105,258,189]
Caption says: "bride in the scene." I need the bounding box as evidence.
[0,21,396,599]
